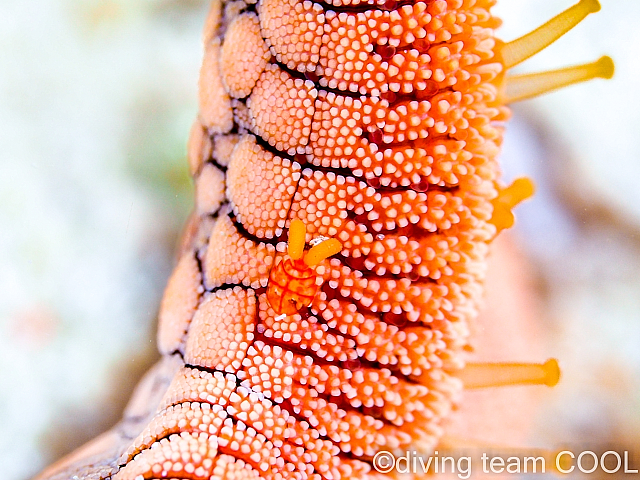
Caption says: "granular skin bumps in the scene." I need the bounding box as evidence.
[113,432,221,480]
[247,64,317,154]
[212,133,241,167]
[221,13,271,98]
[211,455,262,480]
[259,0,324,72]
[203,214,276,289]
[196,163,226,216]
[159,368,238,410]
[123,402,228,462]
[199,39,233,134]
[184,288,256,372]
[227,135,302,238]
[157,253,202,355]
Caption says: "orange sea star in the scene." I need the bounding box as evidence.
[35,0,611,479]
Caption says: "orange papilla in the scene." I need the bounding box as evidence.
[266,256,319,315]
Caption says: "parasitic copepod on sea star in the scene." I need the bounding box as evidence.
[267,219,343,316]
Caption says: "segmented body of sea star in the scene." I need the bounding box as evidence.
[35,0,612,479]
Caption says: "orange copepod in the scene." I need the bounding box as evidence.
[266,219,342,315]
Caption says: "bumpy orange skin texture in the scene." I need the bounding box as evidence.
[119,0,507,477]
[44,0,509,478]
